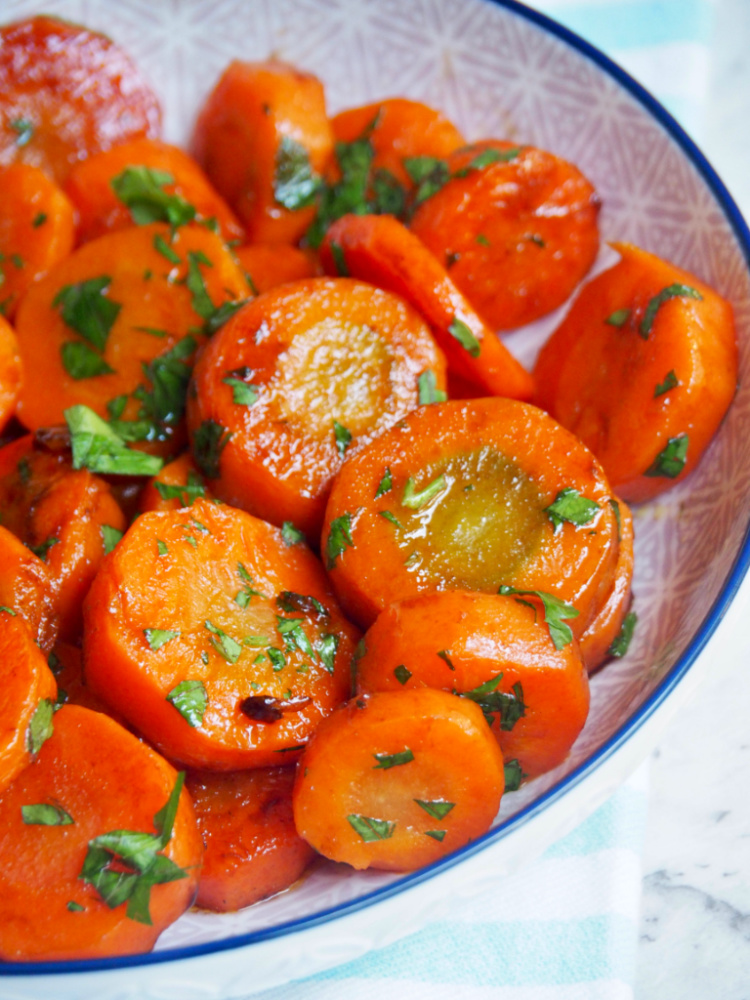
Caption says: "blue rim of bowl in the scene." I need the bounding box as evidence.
[6,0,750,977]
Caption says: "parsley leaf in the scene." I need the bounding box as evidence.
[317,633,339,674]
[640,283,703,339]
[306,136,374,248]
[394,664,411,685]
[27,699,54,756]
[192,419,231,479]
[425,829,446,842]
[605,307,630,327]
[373,748,414,769]
[154,471,206,507]
[111,167,197,227]
[417,369,447,405]
[414,799,454,820]
[22,803,74,826]
[498,585,579,649]
[53,276,121,351]
[654,370,679,397]
[29,536,59,562]
[153,234,181,264]
[544,488,600,532]
[644,434,689,478]
[462,674,526,730]
[375,467,393,497]
[326,513,354,569]
[371,168,406,216]
[503,758,526,791]
[101,524,123,554]
[333,420,352,456]
[61,342,116,380]
[166,681,207,727]
[274,135,320,210]
[223,369,259,406]
[403,156,451,206]
[402,474,446,509]
[281,521,305,546]
[204,620,242,664]
[609,610,637,658]
[448,316,481,357]
[10,118,34,146]
[144,628,179,651]
[64,405,164,477]
[185,250,216,320]
[329,240,348,276]
[347,814,396,842]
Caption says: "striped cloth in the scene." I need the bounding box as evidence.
[242,3,711,997]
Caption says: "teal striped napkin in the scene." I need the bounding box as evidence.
[242,3,711,996]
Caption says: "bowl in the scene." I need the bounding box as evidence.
[3,0,750,997]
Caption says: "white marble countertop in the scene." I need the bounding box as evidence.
[636,1,750,994]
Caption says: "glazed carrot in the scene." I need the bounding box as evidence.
[64,138,245,246]
[13,222,250,453]
[0,608,57,795]
[0,312,21,433]
[322,397,620,631]
[0,705,202,961]
[534,243,737,502]
[48,643,129,726]
[0,524,57,653]
[320,214,534,400]
[186,277,446,538]
[0,16,161,183]
[293,688,505,871]
[410,140,600,331]
[191,60,333,244]
[83,498,360,769]
[356,591,590,780]
[139,453,212,515]
[0,164,75,319]
[578,497,635,672]
[186,766,315,911]
[233,243,319,294]
[0,433,126,641]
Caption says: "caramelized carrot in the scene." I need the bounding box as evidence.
[13,222,250,454]
[320,214,534,399]
[0,433,126,641]
[0,524,57,652]
[192,60,333,244]
[534,243,737,502]
[186,766,315,911]
[0,705,201,960]
[139,453,212,515]
[356,591,590,779]
[322,397,620,631]
[293,688,504,871]
[233,243,319,294]
[83,498,360,769]
[0,16,161,183]
[410,140,600,331]
[0,163,75,319]
[186,277,446,538]
[0,312,21,433]
[64,138,244,246]
[0,608,57,794]
[48,642,129,726]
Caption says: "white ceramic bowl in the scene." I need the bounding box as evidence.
[3,1,750,997]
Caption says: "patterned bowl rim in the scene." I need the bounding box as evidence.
[6,0,750,977]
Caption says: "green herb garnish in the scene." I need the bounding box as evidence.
[640,284,702,339]
[414,799,454,821]
[417,369,447,405]
[498,585,579,649]
[373,748,414,769]
[448,316,481,357]
[347,814,396,842]
[22,803,74,826]
[609,611,637,658]
[274,135,320,210]
[644,434,689,478]
[144,628,179,652]
[326,513,354,569]
[402,474,446,509]
[544,488,600,532]
[111,167,197,227]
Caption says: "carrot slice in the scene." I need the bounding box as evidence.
[0,163,75,319]
[410,140,600,331]
[13,222,250,453]
[139,453,212,515]
[579,496,635,672]
[0,16,161,183]
[534,243,737,502]
[0,312,21,433]
[48,642,129,727]
[0,608,57,795]
[0,433,126,641]
[191,60,333,244]
[293,688,504,871]
[0,704,201,961]
[322,397,620,631]
[186,277,446,538]
[0,524,57,652]
[64,138,245,246]
[320,213,534,399]
[356,591,589,780]
[186,766,315,911]
[233,243,319,294]
[83,498,360,769]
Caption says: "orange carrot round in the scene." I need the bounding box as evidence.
[356,591,590,779]
[322,397,620,630]
[0,705,201,961]
[186,277,446,538]
[48,642,129,726]
[191,60,333,244]
[233,243,319,294]
[64,138,245,246]
[138,452,212,515]
[410,140,600,331]
[83,498,360,769]
[293,688,505,871]
[534,242,738,502]
[186,766,315,912]
[320,213,534,399]
[0,312,21,434]
[0,16,161,183]
[0,524,57,652]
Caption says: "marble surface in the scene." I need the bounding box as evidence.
[636,1,750,994]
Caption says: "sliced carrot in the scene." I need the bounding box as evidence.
[0,524,57,652]
[13,222,250,454]
[191,60,333,244]
[186,277,446,538]
[139,452,212,515]
[64,138,244,246]
[233,243,319,294]
[0,433,126,641]
[0,163,75,319]
[83,498,360,769]
[322,397,620,631]
[579,496,635,672]
[320,214,534,399]
[293,688,504,871]
[48,643,129,726]
[0,16,161,183]
[0,312,22,433]
[186,766,315,911]
[0,704,201,961]
[0,607,57,795]
[410,140,600,331]
[356,591,589,780]
[534,242,737,502]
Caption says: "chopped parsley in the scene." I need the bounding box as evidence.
[166,680,207,727]
[274,135,321,210]
[281,521,305,546]
[373,748,414,769]
[29,536,59,562]
[414,799,454,821]
[192,419,231,479]
[325,513,354,569]
[393,664,411,685]
[417,369,447,405]
[61,342,115,380]
[9,118,34,146]
[317,633,339,674]
[605,308,631,328]
[329,240,349,276]
[101,524,124,554]
[223,368,259,406]
[144,628,179,651]
[437,650,455,671]
[333,419,352,457]
[462,674,526,730]
[22,803,74,826]
[64,405,164,477]
[544,488,600,532]
[609,611,638,658]
[498,585,579,649]
[654,370,679,397]
[153,233,181,264]
[53,276,121,351]
[375,467,393,497]
[204,620,242,664]
[27,699,54,756]
[644,434,689,478]
[503,758,526,791]
[32,212,48,228]
[111,167,197,227]
[448,316,481,357]
[402,474,446,509]
[154,471,206,507]
[640,283,702,339]
[347,814,396,842]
